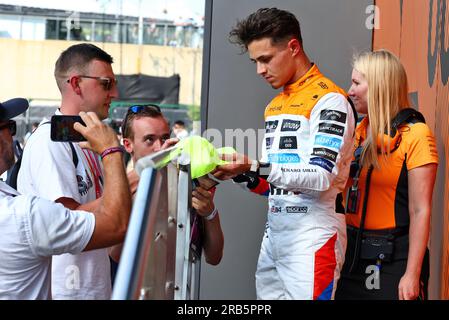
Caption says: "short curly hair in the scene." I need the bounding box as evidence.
[229,8,302,52]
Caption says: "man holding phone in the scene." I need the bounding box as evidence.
[18,43,119,299]
[0,97,131,299]
[109,105,224,267]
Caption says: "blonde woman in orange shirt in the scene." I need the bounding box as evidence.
[335,50,438,300]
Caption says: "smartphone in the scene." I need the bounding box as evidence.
[193,173,220,191]
[50,115,87,142]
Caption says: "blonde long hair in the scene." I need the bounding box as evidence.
[353,50,411,169]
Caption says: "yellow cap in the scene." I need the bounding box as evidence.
[169,136,236,179]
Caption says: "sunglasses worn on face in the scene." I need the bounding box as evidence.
[0,120,16,136]
[66,75,117,91]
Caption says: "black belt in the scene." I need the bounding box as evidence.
[346,225,410,261]
[347,225,409,238]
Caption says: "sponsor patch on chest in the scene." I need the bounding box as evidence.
[279,136,298,149]
[281,119,301,132]
[268,153,301,164]
[265,120,279,133]
[266,137,274,150]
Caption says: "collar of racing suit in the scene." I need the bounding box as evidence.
[283,63,321,95]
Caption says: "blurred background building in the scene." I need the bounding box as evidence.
[0,1,204,141]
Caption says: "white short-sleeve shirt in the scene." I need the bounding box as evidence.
[17,112,111,300]
[0,182,94,300]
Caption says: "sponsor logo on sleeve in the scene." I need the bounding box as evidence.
[314,135,342,150]
[318,122,345,136]
[265,120,279,133]
[320,110,347,124]
[309,157,335,173]
[268,153,301,164]
[279,136,298,150]
[281,119,301,132]
[270,206,282,214]
[266,137,274,150]
[286,206,308,214]
[312,147,338,162]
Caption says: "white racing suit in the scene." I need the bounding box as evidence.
[237,65,355,299]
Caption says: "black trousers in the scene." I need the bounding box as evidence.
[335,228,430,300]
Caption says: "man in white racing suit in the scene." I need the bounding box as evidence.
[215,8,355,300]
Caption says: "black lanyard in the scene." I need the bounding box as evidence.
[348,164,374,273]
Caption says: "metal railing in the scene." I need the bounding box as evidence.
[112,148,199,300]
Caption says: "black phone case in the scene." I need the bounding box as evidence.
[50,115,87,142]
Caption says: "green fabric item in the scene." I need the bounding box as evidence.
[168,136,236,179]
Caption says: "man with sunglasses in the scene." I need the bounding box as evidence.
[0,100,21,175]
[17,43,120,299]
[109,105,224,268]
[0,98,131,299]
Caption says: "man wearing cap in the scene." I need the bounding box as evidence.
[109,105,224,269]
[0,98,131,299]
[17,43,119,299]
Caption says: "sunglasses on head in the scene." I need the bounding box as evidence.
[0,120,16,136]
[127,104,161,114]
[66,75,117,91]
[121,104,162,135]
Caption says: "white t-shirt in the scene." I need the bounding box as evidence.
[0,182,94,300]
[175,129,189,140]
[17,113,111,300]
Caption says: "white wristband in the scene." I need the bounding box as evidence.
[204,207,218,221]
[250,159,259,172]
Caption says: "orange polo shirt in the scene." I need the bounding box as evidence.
[345,117,438,230]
